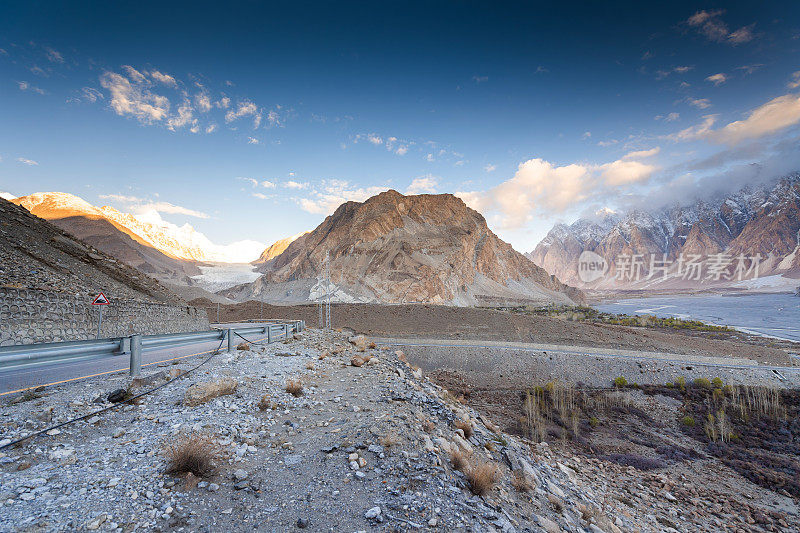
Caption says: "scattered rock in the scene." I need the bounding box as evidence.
[184,378,238,406]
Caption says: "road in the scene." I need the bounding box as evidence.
[0,323,271,396]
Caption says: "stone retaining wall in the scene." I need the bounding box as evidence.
[0,287,209,346]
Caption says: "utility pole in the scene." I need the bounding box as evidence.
[324,251,331,330]
[216,302,220,323]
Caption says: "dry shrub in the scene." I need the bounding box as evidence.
[379,432,400,447]
[258,396,277,411]
[522,390,547,442]
[350,356,365,367]
[236,342,250,351]
[369,341,377,349]
[305,361,315,371]
[454,419,474,439]
[449,447,471,472]
[163,433,219,478]
[511,469,534,492]
[285,379,303,397]
[466,460,500,496]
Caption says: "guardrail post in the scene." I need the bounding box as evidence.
[227,328,234,353]
[130,335,142,377]
[267,325,271,344]
[284,324,288,339]
[119,336,130,355]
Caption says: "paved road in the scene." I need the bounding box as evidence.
[0,324,274,396]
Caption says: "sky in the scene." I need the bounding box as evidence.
[1,1,799,261]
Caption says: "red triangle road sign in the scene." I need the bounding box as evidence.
[92,292,110,305]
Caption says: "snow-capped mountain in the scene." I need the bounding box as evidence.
[528,173,800,290]
[12,192,263,263]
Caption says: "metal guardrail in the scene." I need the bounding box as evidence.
[0,320,305,376]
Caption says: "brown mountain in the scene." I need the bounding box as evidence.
[11,192,201,283]
[224,190,582,305]
[529,173,800,289]
[0,197,180,303]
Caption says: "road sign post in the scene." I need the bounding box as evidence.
[91,292,110,339]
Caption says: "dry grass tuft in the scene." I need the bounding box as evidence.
[236,342,250,351]
[454,419,474,439]
[258,396,278,411]
[449,447,471,472]
[163,433,219,478]
[466,460,500,496]
[379,432,400,447]
[369,341,377,349]
[285,379,304,397]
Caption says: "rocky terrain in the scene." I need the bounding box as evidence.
[0,197,180,304]
[1,328,797,532]
[529,173,800,290]
[253,231,309,265]
[225,190,583,306]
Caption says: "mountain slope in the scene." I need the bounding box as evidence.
[12,192,201,283]
[0,197,180,302]
[529,173,800,289]
[225,190,582,305]
[253,231,309,264]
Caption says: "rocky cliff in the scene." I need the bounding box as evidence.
[226,190,582,305]
[529,173,800,290]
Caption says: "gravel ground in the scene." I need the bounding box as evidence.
[2,329,796,532]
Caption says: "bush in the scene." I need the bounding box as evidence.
[285,379,303,397]
[449,448,470,472]
[681,416,695,427]
[466,460,500,496]
[613,377,628,388]
[163,433,219,478]
[676,377,686,391]
[712,377,724,389]
[693,378,713,390]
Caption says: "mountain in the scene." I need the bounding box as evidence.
[0,197,180,302]
[529,173,800,290]
[253,231,309,264]
[12,192,264,264]
[223,190,583,305]
[12,192,202,283]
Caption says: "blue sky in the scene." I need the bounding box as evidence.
[1,1,799,259]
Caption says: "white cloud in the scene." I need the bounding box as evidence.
[425,153,434,162]
[788,71,800,89]
[216,97,230,109]
[149,70,177,87]
[247,137,260,144]
[621,147,660,159]
[166,100,196,131]
[17,81,46,95]
[99,194,209,219]
[45,47,63,63]
[239,177,258,187]
[0,191,17,200]
[664,114,718,141]
[656,112,680,122]
[687,10,755,45]
[17,157,39,166]
[367,133,383,145]
[396,146,409,155]
[705,73,727,86]
[285,180,308,190]
[582,131,591,139]
[261,180,275,188]
[225,101,259,126]
[100,70,170,124]
[297,180,389,215]
[406,176,438,194]
[195,92,212,112]
[457,151,658,229]
[710,94,800,145]
[252,192,272,200]
[205,124,217,134]
[686,97,711,109]
[472,75,488,83]
[484,164,496,173]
